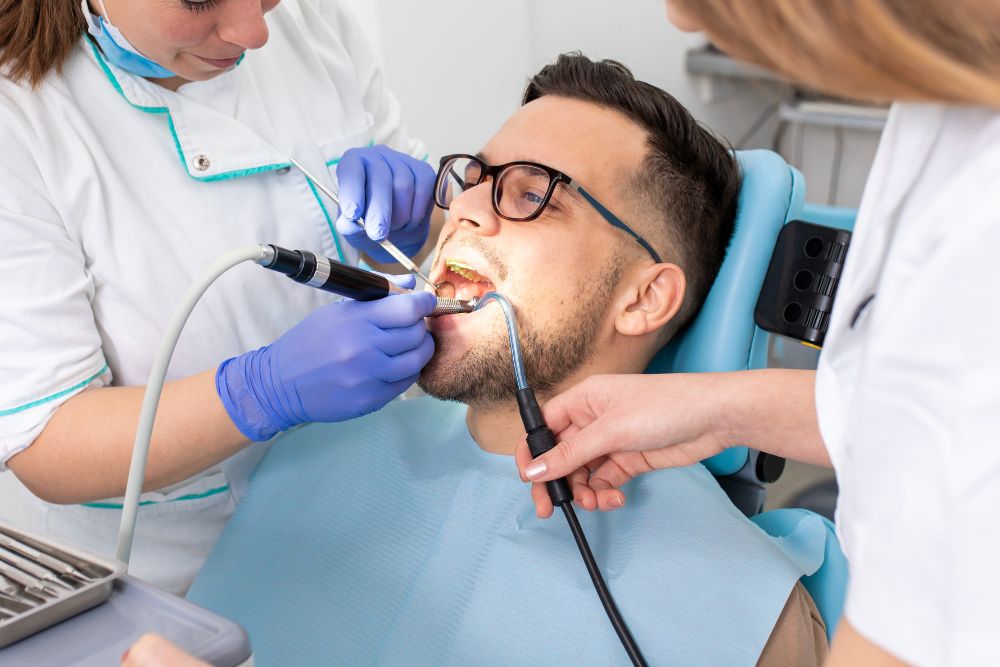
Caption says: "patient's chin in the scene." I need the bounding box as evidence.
[417,332,518,405]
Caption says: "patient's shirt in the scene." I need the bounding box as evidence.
[188,397,827,665]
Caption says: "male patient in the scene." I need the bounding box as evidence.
[187,55,828,665]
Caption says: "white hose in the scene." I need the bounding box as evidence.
[115,245,268,564]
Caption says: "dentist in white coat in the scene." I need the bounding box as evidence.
[0,0,439,594]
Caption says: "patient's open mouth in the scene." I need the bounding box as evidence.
[437,259,496,302]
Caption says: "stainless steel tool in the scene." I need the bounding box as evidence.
[0,547,73,591]
[0,534,90,583]
[288,157,438,290]
[0,561,58,599]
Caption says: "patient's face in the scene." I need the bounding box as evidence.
[419,96,652,404]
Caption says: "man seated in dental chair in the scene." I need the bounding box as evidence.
[186,54,828,665]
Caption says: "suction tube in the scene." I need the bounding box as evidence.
[475,292,648,667]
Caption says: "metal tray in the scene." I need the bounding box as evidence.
[0,520,125,648]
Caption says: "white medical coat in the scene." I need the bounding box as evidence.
[0,0,425,594]
[816,102,1000,664]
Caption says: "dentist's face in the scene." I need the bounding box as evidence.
[92,0,281,83]
[419,96,653,404]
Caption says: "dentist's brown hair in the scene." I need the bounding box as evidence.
[670,0,1000,107]
[0,0,85,87]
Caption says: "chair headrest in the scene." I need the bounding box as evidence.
[646,150,804,475]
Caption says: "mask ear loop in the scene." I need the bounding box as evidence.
[95,0,113,24]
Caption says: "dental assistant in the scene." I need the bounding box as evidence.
[0,0,438,594]
[517,1,1000,665]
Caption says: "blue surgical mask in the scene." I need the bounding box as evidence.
[80,0,176,79]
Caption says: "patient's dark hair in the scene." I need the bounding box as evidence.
[523,53,740,334]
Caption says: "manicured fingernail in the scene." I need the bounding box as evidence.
[612,495,625,508]
[524,460,547,480]
[121,648,130,663]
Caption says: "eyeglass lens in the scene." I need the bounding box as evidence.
[436,156,554,221]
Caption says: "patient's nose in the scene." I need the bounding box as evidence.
[451,180,502,236]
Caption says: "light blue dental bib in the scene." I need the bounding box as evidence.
[188,397,825,665]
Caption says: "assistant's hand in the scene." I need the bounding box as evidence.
[514,374,733,518]
[216,290,436,441]
[335,145,434,262]
[122,634,209,667]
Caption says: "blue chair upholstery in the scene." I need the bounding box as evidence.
[648,149,805,475]
[647,150,846,637]
[751,509,847,641]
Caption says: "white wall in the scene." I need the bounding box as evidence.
[345,0,880,206]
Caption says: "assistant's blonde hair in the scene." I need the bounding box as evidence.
[671,0,1000,107]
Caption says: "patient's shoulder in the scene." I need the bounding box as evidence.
[756,582,828,666]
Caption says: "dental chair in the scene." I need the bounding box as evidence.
[647,149,847,638]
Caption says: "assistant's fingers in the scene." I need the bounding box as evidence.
[122,634,210,667]
[595,487,627,511]
[531,482,554,519]
[514,440,533,482]
[522,426,617,484]
[568,467,597,512]
[537,381,592,437]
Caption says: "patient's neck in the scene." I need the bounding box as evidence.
[465,400,525,456]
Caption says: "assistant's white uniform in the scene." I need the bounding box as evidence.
[816,103,1000,664]
[0,0,424,594]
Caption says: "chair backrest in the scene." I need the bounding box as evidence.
[646,149,847,637]
[647,149,805,476]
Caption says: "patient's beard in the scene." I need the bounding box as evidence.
[418,264,622,405]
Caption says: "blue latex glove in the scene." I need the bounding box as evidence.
[334,145,435,263]
[216,291,436,441]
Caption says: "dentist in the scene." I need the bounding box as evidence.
[0,0,436,593]
[518,1,1000,664]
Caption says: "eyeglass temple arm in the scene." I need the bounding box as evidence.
[573,185,663,263]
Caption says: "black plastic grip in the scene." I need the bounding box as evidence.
[527,428,572,506]
[519,389,572,507]
[525,425,556,458]
[516,388,545,433]
[263,245,306,277]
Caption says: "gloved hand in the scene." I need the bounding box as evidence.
[216,291,436,441]
[334,144,435,263]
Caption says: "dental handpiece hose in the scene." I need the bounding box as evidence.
[117,243,466,564]
[475,293,647,667]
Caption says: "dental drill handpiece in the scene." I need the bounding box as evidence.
[255,244,477,315]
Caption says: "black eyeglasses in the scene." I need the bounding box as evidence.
[434,153,662,263]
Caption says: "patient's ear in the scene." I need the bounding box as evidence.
[614,263,685,337]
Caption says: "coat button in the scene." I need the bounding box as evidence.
[276,166,291,175]
[193,154,211,171]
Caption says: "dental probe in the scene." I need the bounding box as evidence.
[256,244,476,315]
[0,574,37,606]
[288,157,438,290]
[0,534,90,583]
[0,547,72,591]
[0,561,58,599]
